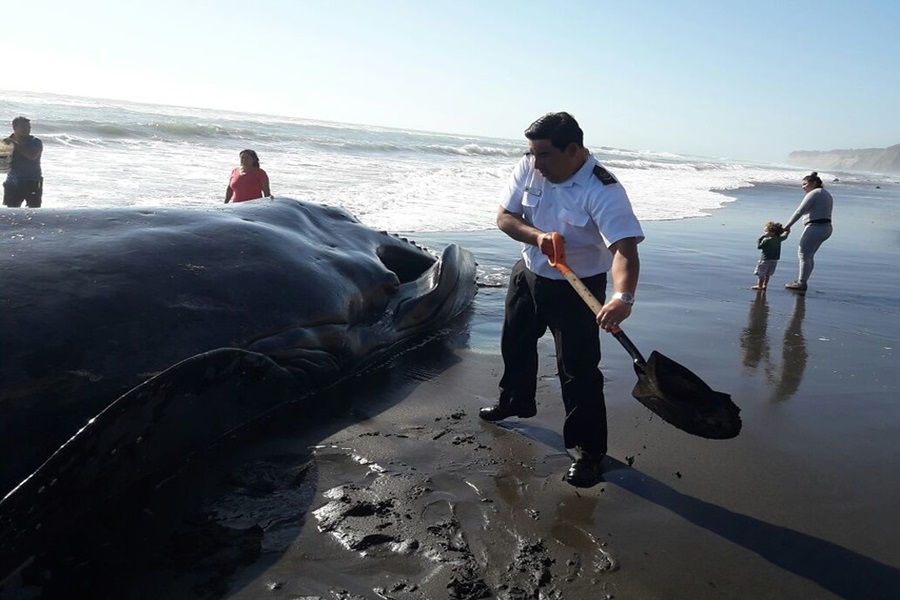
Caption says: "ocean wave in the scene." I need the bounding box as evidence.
[43,133,112,147]
[305,138,523,158]
[151,121,248,139]
[603,158,741,173]
[424,144,523,157]
[13,90,854,232]
[307,139,405,154]
[39,118,266,142]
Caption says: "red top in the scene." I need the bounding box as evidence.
[228,167,269,202]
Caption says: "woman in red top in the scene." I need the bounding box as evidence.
[224,149,272,203]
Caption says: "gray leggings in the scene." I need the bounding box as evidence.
[797,223,833,283]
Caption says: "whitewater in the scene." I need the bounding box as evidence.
[1,90,876,233]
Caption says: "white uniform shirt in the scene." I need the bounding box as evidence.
[499,152,644,279]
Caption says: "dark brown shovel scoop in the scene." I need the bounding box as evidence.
[615,331,742,439]
[543,233,740,440]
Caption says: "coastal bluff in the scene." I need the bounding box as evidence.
[786,143,900,174]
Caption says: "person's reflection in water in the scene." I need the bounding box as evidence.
[740,289,771,370]
[770,293,808,402]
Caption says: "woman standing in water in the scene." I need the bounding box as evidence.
[224,149,272,203]
[783,171,833,291]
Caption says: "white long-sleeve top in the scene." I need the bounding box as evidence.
[786,187,833,228]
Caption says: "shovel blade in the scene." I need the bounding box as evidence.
[631,351,741,439]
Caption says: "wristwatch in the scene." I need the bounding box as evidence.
[612,291,635,305]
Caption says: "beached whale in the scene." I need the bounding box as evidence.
[0,198,476,578]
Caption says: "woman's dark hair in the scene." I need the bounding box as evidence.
[803,171,823,188]
[240,149,260,168]
[524,112,584,151]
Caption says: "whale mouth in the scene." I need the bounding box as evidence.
[376,244,436,284]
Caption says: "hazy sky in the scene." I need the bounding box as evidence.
[6,0,899,162]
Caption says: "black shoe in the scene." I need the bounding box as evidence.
[478,402,537,422]
[563,456,606,488]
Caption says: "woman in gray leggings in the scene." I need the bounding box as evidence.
[783,171,833,291]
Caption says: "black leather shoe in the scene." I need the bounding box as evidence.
[478,402,537,422]
[563,456,606,488]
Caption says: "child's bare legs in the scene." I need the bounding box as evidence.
[752,276,768,290]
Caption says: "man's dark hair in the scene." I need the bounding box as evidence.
[524,112,584,151]
[12,116,30,128]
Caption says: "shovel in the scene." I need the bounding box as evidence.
[545,233,741,439]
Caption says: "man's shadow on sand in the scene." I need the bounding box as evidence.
[505,423,900,600]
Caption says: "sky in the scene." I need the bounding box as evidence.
[5,0,899,162]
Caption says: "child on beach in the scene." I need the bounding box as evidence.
[753,221,789,290]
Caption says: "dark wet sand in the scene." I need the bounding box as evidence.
[228,184,898,600]
[3,182,898,599]
[213,184,899,599]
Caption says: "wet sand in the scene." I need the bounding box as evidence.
[215,183,899,599]
[224,183,898,600]
[2,182,898,599]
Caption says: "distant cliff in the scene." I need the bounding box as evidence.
[786,144,900,174]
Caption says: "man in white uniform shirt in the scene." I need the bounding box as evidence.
[481,112,644,488]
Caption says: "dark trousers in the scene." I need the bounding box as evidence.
[3,178,43,208]
[499,260,608,457]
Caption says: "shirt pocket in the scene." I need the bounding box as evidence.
[559,206,590,230]
[522,186,542,207]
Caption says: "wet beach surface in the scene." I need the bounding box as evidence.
[2,181,898,599]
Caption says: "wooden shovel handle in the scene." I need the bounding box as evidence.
[547,233,647,367]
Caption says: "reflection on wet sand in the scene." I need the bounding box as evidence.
[770,293,808,402]
[739,292,808,401]
[740,290,771,369]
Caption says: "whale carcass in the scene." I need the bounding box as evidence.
[0,198,476,579]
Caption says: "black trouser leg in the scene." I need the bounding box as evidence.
[538,272,608,457]
[24,179,42,208]
[498,260,545,410]
[2,182,23,207]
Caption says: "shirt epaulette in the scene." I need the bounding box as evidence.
[592,165,618,185]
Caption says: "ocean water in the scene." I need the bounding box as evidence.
[8,89,894,234]
[5,90,897,318]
